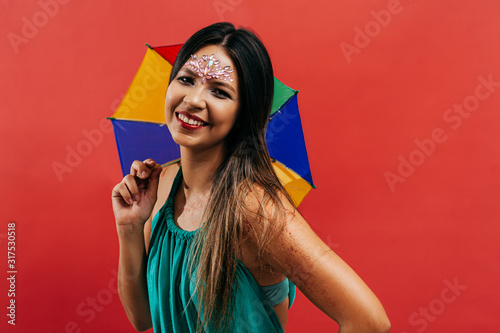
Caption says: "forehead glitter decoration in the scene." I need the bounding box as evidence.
[184,54,234,84]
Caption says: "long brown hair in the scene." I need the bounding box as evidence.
[170,22,295,331]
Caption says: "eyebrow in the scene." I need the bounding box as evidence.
[180,67,236,93]
[210,80,236,93]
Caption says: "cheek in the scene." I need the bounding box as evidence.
[164,87,176,119]
[212,105,239,129]
[230,106,241,128]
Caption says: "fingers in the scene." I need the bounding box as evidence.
[130,159,158,179]
[112,176,137,205]
[125,174,141,203]
[144,158,157,168]
[114,159,162,205]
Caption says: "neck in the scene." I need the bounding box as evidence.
[179,144,225,197]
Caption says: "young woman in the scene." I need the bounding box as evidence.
[112,22,391,333]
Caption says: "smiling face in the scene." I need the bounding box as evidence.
[164,45,240,155]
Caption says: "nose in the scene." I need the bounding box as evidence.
[184,85,206,110]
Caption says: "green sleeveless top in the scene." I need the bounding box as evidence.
[147,166,296,332]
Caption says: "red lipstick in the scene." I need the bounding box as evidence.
[175,111,208,130]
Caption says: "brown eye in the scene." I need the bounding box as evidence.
[177,76,194,85]
[212,89,230,99]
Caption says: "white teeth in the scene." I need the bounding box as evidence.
[178,113,204,126]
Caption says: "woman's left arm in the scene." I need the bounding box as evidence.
[261,199,391,333]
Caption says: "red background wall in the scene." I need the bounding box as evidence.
[1,0,499,332]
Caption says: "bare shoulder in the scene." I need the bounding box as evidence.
[239,185,304,282]
[154,161,181,211]
[144,161,180,254]
[242,184,304,238]
[244,186,331,286]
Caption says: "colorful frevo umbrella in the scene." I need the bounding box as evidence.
[109,44,315,206]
